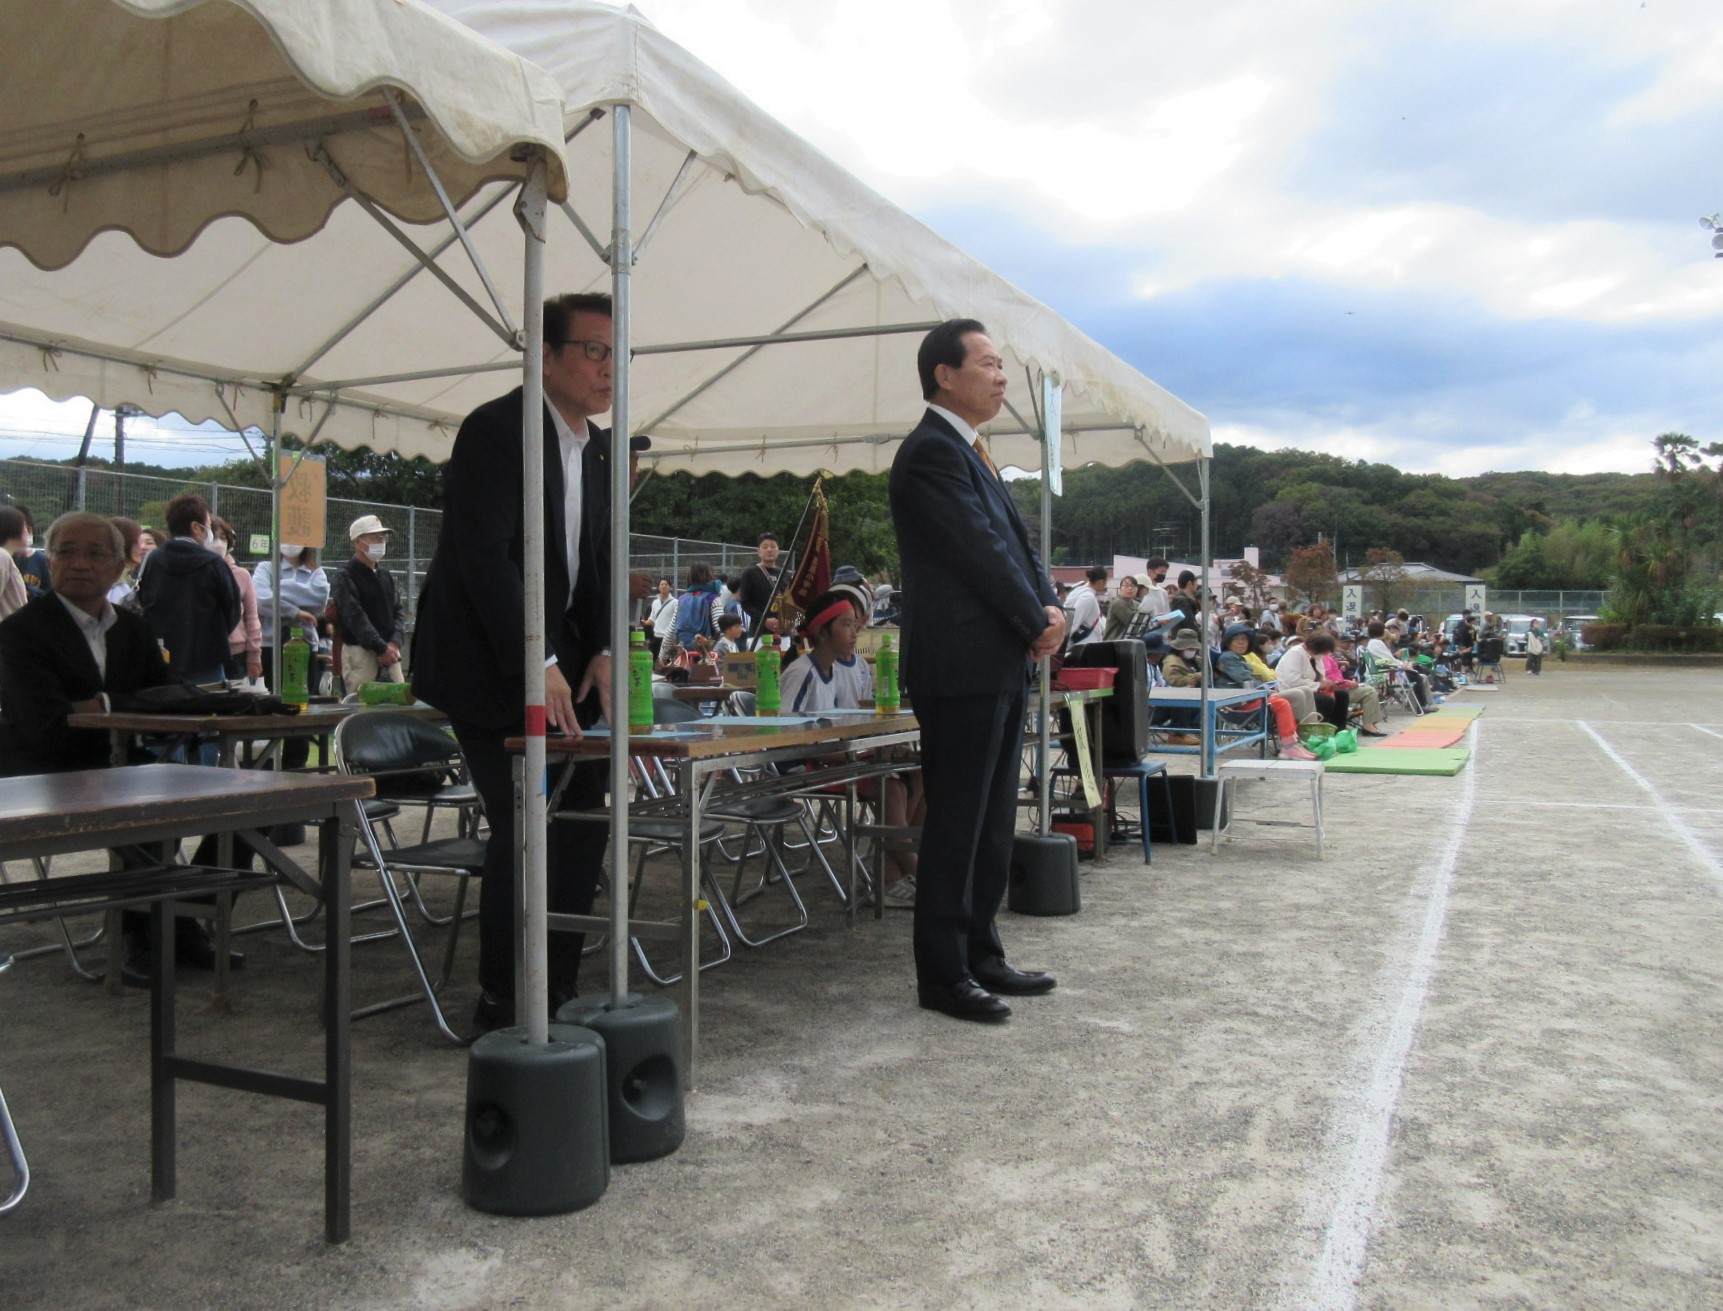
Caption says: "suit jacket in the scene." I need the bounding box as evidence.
[0,594,172,774]
[888,408,1057,697]
[411,386,614,730]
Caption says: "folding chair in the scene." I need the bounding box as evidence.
[332,712,489,1043]
[0,951,29,1215]
[1475,636,1508,684]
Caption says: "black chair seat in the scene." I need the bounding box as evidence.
[707,795,802,823]
[353,836,488,873]
[557,811,725,843]
[362,799,402,822]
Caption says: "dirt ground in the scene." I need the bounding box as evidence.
[3,663,1721,1310]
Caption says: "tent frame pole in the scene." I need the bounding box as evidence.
[1198,458,1213,778]
[1036,385,1058,836]
[608,106,636,1009]
[515,156,551,1046]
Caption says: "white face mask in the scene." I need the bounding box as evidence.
[280,543,302,558]
[201,525,225,554]
[364,541,386,561]
[21,532,32,551]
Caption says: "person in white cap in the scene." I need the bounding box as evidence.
[329,513,405,690]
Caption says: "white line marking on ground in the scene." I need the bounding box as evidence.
[1692,724,1723,742]
[1474,799,1723,814]
[1486,718,1723,728]
[1578,722,1723,887]
[1293,722,1481,1311]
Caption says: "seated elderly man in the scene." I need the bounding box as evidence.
[0,511,245,983]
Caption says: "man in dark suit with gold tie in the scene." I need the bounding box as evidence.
[888,320,1067,1022]
[412,293,617,1032]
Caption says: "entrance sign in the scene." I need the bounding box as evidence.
[1342,585,1362,621]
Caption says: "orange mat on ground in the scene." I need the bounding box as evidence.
[1372,705,1481,749]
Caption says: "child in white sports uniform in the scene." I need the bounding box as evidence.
[777,587,922,908]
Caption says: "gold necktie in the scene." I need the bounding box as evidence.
[972,436,1000,480]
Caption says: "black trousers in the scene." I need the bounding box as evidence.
[452,719,607,1001]
[1316,687,1349,729]
[911,686,1026,987]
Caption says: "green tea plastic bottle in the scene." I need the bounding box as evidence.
[876,635,899,714]
[281,627,310,709]
[359,681,414,706]
[628,628,654,729]
[754,643,781,715]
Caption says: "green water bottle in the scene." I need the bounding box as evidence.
[628,628,654,730]
[359,680,413,706]
[876,635,899,714]
[754,643,781,715]
[281,627,310,710]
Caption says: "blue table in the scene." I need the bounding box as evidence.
[1148,686,1271,772]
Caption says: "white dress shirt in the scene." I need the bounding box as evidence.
[546,403,589,603]
[58,592,118,695]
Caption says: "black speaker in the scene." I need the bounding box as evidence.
[1064,640,1149,764]
[1008,832,1081,916]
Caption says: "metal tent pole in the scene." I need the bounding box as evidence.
[608,105,635,1007]
[1037,398,1055,835]
[516,157,551,1047]
[1198,457,1213,778]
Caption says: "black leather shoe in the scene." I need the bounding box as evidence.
[918,976,1011,1023]
[173,922,244,972]
[119,931,152,988]
[973,959,1057,996]
[549,984,579,1018]
[473,990,515,1034]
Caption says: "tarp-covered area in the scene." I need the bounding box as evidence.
[0,0,1208,476]
[0,0,566,440]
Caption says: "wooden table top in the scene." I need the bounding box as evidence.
[508,711,921,760]
[0,764,374,850]
[67,702,446,735]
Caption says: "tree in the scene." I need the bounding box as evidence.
[1227,559,1274,611]
[1357,547,1410,614]
[1285,541,1337,609]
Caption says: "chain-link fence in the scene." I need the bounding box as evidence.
[0,459,754,622]
[1335,585,1608,621]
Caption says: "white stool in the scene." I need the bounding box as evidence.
[1210,759,1325,857]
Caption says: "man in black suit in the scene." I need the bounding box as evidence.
[0,511,240,979]
[412,292,617,1032]
[888,319,1066,1023]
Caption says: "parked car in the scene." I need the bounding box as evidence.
[1563,615,1600,650]
[1499,614,1539,656]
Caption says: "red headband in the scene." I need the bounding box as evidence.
[808,599,855,633]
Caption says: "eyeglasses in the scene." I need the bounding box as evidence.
[553,339,613,363]
[49,545,117,562]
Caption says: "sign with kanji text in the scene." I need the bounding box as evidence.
[1464,584,1487,616]
[278,452,326,548]
[1342,585,1363,620]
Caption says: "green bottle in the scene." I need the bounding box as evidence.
[754,643,781,715]
[876,635,899,714]
[628,628,654,729]
[359,681,414,706]
[281,627,310,709]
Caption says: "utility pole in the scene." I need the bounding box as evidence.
[113,403,143,516]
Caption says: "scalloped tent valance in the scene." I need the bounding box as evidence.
[0,0,1208,477]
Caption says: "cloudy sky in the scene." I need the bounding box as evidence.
[627,0,1723,478]
[3,0,1719,477]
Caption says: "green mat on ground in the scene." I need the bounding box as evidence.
[1324,747,1471,776]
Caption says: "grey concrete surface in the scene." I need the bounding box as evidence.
[2,664,1720,1310]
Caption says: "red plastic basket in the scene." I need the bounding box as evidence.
[1052,666,1117,691]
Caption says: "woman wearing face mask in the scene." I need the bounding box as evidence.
[328,514,406,690]
[252,538,330,689]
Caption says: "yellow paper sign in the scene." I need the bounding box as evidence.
[1068,704,1102,809]
[278,453,327,547]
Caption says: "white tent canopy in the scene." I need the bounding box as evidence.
[0,0,1208,477]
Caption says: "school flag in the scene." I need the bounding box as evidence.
[787,477,831,610]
